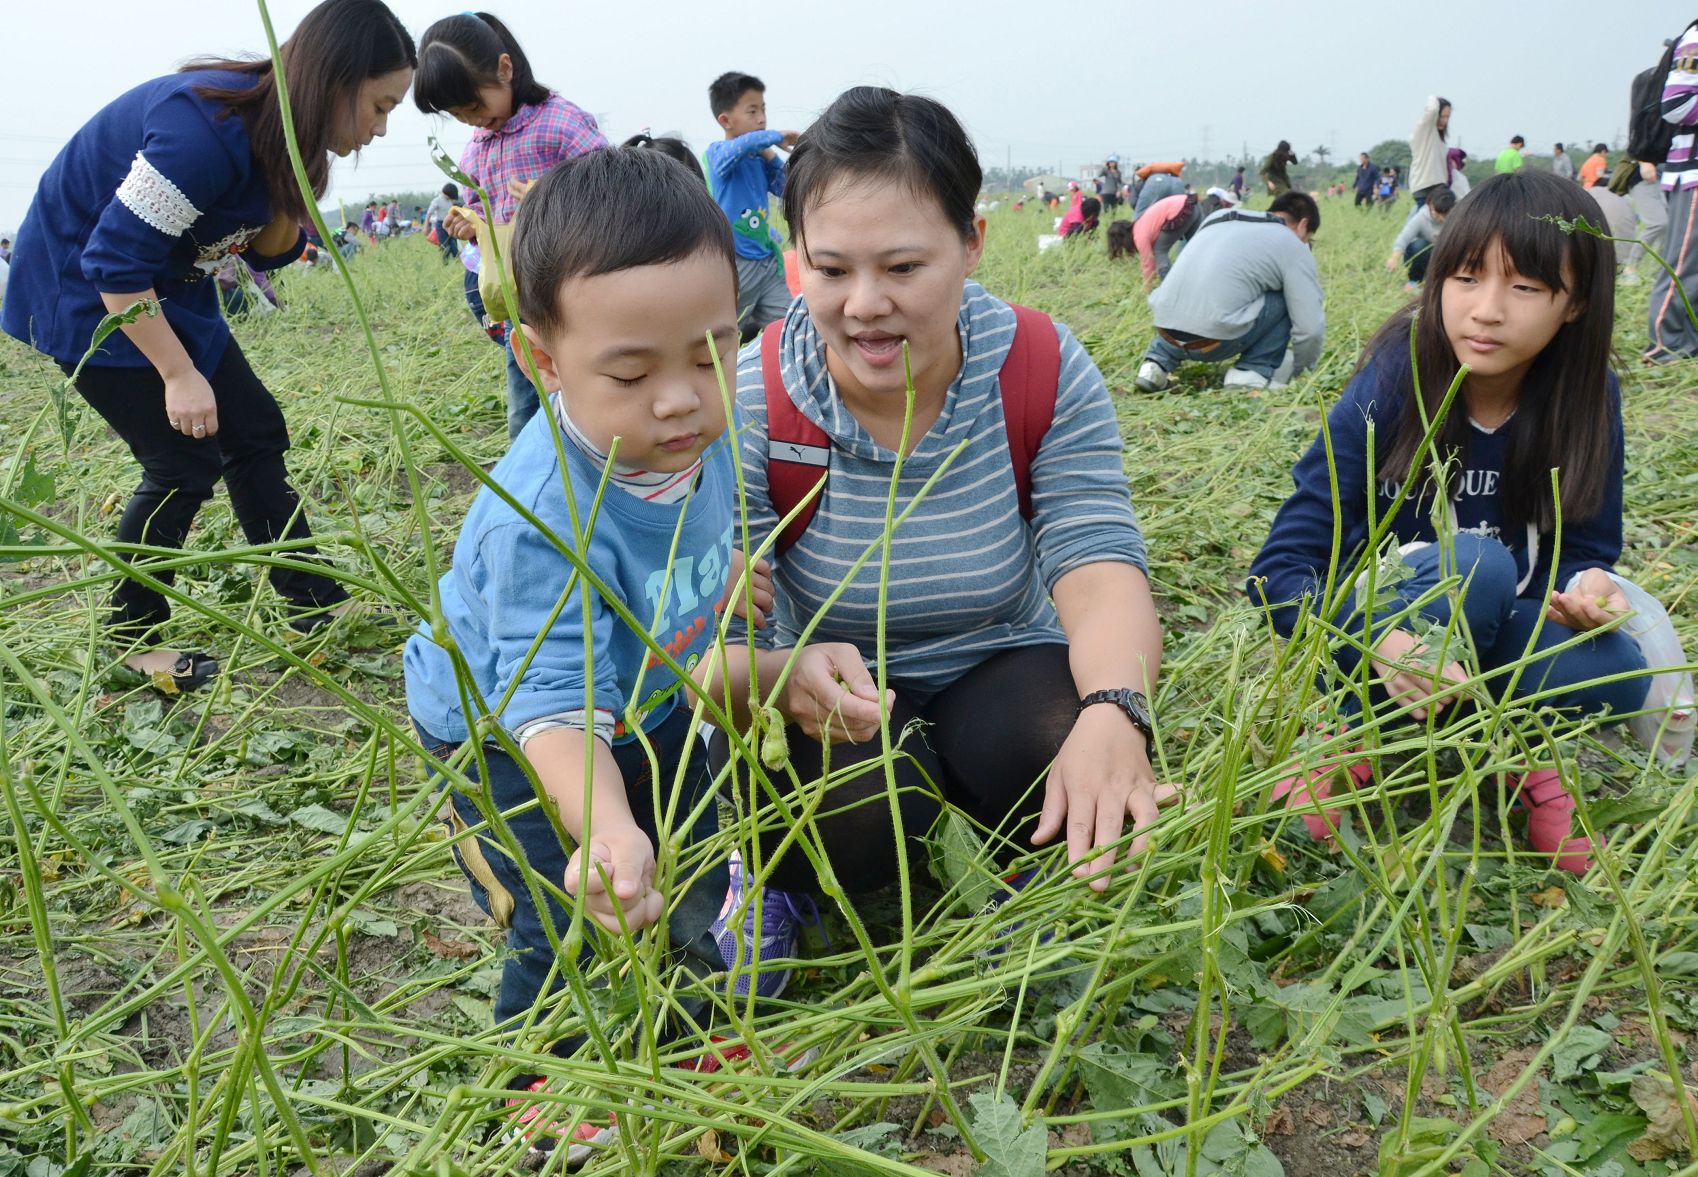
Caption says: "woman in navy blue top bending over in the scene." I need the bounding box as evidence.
[1,0,414,689]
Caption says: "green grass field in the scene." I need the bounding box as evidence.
[0,197,1695,1177]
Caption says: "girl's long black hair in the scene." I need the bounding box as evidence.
[413,12,549,115]
[186,0,415,221]
[1370,170,1617,533]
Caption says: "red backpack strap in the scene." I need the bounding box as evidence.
[999,303,1061,520]
[760,319,830,556]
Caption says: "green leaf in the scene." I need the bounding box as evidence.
[157,818,216,846]
[227,797,287,826]
[1657,952,1698,977]
[1589,795,1677,828]
[834,1122,904,1162]
[1199,1120,1285,1176]
[1558,877,1610,928]
[345,908,399,937]
[1076,1041,1181,1142]
[1244,982,1336,1049]
[1362,1091,1388,1125]
[93,1096,170,1162]
[1552,1024,1612,1083]
[1574,1111,1647,1160]
[1377,1116,1491,1177]
[934,811,999,914]
[12,455,55,508]
[449,993,492,1029]
[289,804,351,836]
[968,1092,1047,1177]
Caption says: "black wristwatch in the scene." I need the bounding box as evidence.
[1076,688,1155,744]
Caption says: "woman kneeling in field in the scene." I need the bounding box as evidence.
[1248,170,1677,874]
[716,87,1170,941]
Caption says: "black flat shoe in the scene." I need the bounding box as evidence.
[127,651,219,695]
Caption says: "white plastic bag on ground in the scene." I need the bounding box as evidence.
[1568,571,1695,767]
[1036,234,1064,253]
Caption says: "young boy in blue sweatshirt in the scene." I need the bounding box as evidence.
[705,71,797,341]
[404,150,798,1154]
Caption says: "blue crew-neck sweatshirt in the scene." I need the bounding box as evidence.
[1247,352,1624,639]
[404,397,736,745]
[705,131,785,259]
[2,70,305,376]
[731,280,1147,701]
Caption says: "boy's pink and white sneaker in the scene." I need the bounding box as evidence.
[1512,767,1598,874]
[1271,754,1374,842]
[504,1076,617,1169]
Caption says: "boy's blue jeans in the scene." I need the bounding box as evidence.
[1144,290,1291,379]
[415,705,727,1049]
[504,335,541,440]
[1338,533,1650,718]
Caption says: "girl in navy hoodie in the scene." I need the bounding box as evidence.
[1248,170,1662,874]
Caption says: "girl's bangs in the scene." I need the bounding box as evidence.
[413,42,487,114]
[1432,175,1585,295]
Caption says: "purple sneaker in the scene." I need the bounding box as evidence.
[712,851,816,998]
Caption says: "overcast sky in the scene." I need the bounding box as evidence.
[1,1,1690,233]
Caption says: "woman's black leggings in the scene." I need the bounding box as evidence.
[718,643,1080,895]
[63,339,347,640]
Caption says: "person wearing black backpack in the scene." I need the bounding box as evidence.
[1644,21,1698,362]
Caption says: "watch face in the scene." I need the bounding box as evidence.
[1123,691,1152,728]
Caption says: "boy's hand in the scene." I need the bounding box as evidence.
[1547,568,1628,632]
[720,549,775,629]
[780,642,893,744]
[564,825,662,934]
[778,130,800,151]
[506,177,536,204]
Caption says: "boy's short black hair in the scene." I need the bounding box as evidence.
[709,71,764,118]
[1269,190,1321,234]
[1510,135,1525,146]
[1081,197,1101,218]
[1554,142,1565,152]
[1592,141,1608,154]
[511,147,736,339]
[441,182,459,199]
[1428,188,1457,216]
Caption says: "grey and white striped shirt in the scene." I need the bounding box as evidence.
[731,281,1147,701]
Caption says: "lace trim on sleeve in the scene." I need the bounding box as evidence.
[116,152,202,237]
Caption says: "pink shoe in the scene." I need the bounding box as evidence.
[505,1077,617,1168]
[1513,768,1598,874]
[1272,754,1374,842]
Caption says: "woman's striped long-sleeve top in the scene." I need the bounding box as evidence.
[731,281,1147,701]
[1661,21,1698,192]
